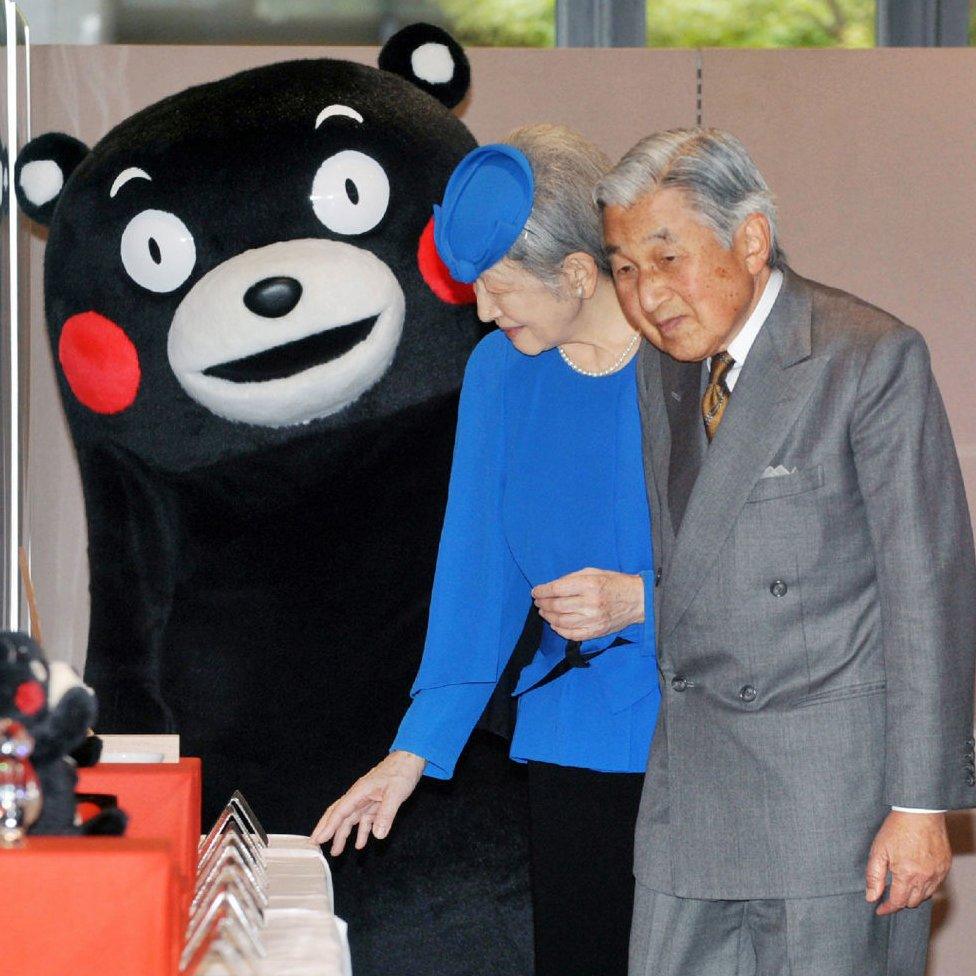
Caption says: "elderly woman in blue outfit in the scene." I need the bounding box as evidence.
[313,125,659,976]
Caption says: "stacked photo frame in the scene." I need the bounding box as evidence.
[181,791,269,975]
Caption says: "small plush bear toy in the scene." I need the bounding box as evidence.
[0,631,126,835]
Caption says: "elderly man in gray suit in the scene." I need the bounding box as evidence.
[595,128,976,975]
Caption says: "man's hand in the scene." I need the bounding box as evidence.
[865,811,951,915]
[531,568,644,641]
[311,750,426,856]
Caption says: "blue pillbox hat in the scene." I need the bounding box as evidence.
[433,144,535,284]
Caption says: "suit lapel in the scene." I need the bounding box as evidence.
[636,341,675,553]
[661,270,827,638]
[662,355,705,533]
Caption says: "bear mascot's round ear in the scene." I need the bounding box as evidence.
[14,132,89,226]
[379,22,470,109]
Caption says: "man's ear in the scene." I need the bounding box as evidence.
[14,132,89,226]
[378,23,470,110]
[737,211,772,274]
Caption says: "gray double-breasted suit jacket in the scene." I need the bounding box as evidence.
[635,268,976,901]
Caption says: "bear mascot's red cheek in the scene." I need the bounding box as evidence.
[417,216,475,305]
[58,311,141,415]
[14,680,44,716]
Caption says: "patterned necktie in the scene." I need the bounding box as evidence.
[702,351,735,442]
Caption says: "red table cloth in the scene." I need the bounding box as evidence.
[77,757,202,901]
[3,836,180,976]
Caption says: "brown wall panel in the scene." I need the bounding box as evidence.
[464,48,698,156]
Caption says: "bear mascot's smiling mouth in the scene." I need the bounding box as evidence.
[203,315,377,383]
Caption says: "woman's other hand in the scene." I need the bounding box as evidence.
[531,568,644,641]
[311,750,426,855]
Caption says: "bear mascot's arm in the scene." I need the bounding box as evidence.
[80,445,183,732]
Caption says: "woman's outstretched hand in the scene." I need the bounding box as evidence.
[531,568,644,641]
[311,750,426,855]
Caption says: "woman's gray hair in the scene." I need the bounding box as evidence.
[595,128,785,269]
[503,124,613,288]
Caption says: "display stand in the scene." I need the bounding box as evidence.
[183,793,351,976]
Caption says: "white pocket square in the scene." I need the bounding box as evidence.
[761,465,797,479]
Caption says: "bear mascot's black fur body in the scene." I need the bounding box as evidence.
[16,26,531,974]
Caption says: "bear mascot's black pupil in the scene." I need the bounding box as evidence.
[344,178,359,204]
[148,237,162,264]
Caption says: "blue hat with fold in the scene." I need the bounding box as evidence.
[433,143,535,284]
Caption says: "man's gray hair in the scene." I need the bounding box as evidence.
[595,128,785,269]
[503,124,612,288]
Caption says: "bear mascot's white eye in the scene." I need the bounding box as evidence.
[121,208,197,293]
[311,150,390,235]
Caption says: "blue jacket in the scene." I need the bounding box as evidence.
[393,330,660,777]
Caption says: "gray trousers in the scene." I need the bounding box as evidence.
[629,883,932,976]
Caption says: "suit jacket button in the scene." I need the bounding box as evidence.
[655,568,663,587]
[671,676,688,692]
[967,737,976,748]
[770,580,788,597]
[738,685,757,703]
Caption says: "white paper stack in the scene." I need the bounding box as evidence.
[98,733,180,763]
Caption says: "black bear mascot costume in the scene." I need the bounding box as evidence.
[15,25,532,975]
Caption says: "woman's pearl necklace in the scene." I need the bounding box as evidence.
[557,333,639,378]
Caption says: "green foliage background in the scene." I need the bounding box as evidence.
[645,1,874,47]
[436,1,876,48]
[436,0,555,47]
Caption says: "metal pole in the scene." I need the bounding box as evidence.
[0,0,22,630]
[876,0,969,46]
[556,0,645,47]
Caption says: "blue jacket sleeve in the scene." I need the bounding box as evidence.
[590,569,655,657]
[637,568,657,657]
[392,684,497,779]
[392,334,533,777]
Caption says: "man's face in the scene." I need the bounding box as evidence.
[603,187,765,362]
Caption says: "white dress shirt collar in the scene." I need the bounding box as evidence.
[708,268,784,392]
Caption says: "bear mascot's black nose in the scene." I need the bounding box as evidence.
[243,276,303,318]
